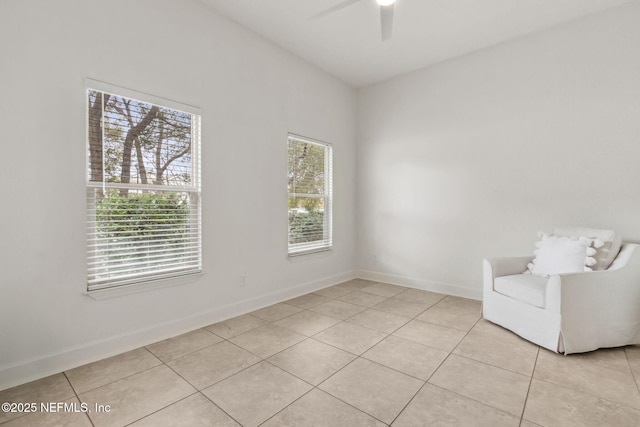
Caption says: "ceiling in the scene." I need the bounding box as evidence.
[200,0,630,87]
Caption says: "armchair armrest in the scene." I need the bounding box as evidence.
[551,244,640,307]
[484,256,532,278]
[546,243,640,352]
[483,256,531,293]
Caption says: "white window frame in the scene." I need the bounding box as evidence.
[287,134,333,256]
[85,79,202,295]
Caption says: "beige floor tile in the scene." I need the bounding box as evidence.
[146,328,223,362]
[363,335,448,380]
[429,354,530,416]
[0,374,76,423]
[437,295,483,311]
[564,347,632,374]
[524,379,640,427]
[472,318,533,346]
[18,289,640,427]
[262,389,385,427]
[360,282,407,298]
[167,341,260,389]
[1,397,93,427]
[80,365,195,427]
[453,328,538,375]
[337,290,388,307]
[417,303,481,331]
[274,310,341,336]
[310,300,366,320]
[346,308,411,333]
[202,362,312,427]
[373,297,430,318]
[205,313,266,339]
[313,285,354,299]
[250,303,302,322]
[393,383,520,427]
[268,338,356,385]
[130,393,239,427]
[286,293,330,309]
[229,324,306,358]
[395,288,446,307]
[336,279,378,292]
[319,358,423,424]
[534,349,640,409]
[64,348,161,395]
[393,319,466,352]
[314,322,387,355]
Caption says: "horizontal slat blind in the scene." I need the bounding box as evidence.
[87,84,201,291]
[288,135,333,255]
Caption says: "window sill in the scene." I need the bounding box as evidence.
[85,271,203,300]
[288,248,333,262]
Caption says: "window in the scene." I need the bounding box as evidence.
[86,80,201,292]
[287,134,333,255]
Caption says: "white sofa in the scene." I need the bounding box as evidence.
[483,243,640,354]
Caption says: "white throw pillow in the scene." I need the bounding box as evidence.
[527,234,595,277]
[552,227,621,270]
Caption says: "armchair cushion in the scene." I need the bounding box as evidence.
[494,274,547,308]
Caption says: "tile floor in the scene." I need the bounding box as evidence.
[2,279,640,426]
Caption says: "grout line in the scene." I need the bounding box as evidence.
[260,358,317,388]
[256,386,317,426]
[70,361,164,396]
[421,382,521,421]
[313,356,392,425]
[519,346,540,426]
[62,371,80,400]
[388,382,424,425]
[624,347,640,395]
[198,391,245,426]
[162,355,204,391]
[448,314,483,353]
[123,391,200,426]
[145,335,226,365]
[62,371,96,427]
[530,375,640,412]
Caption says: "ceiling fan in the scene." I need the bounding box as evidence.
[311,0,396,41]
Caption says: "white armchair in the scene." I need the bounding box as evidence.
[483,243,640,354]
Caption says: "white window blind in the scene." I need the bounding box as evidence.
[287,134,333,255]
[86,80,201,292]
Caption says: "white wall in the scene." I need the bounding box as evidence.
[0,0,357,389]
[357,2,640,298]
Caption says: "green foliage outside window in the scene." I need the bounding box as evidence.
[96,191,189,239]
[288,211,324,244]
[95,190,190,269]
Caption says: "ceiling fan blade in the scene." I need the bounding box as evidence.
[310,0,364,20]
[380,4,394,41]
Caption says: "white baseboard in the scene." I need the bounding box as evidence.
[0,270,356,391]
[357,270,482,301]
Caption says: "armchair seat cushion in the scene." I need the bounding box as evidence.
[494,274,548,308]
